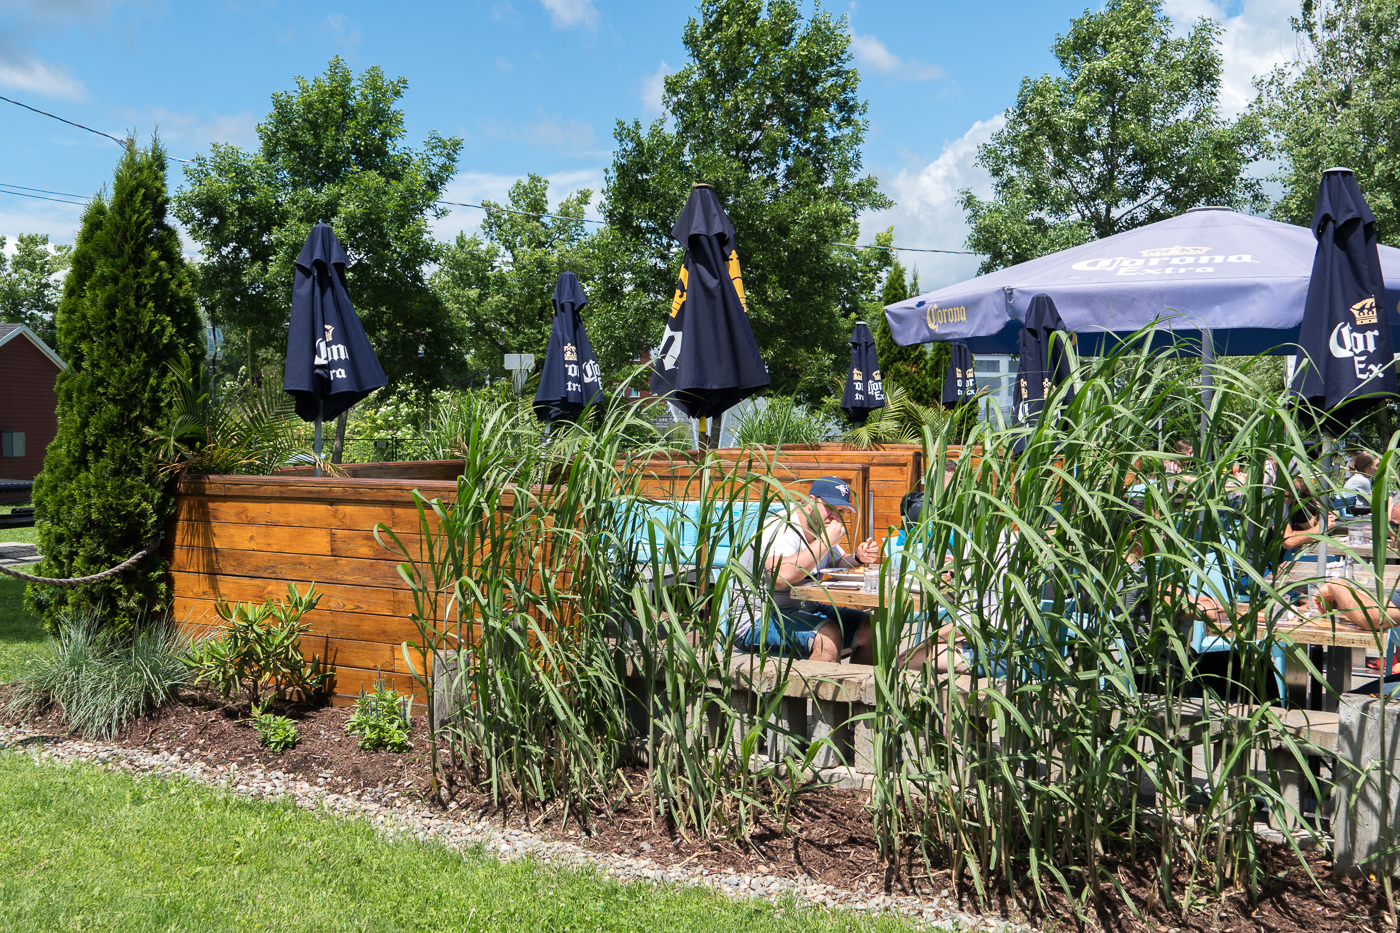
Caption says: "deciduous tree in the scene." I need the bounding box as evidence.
[0,233,71,348]
[960,0,1267,272]
[602,0,891,399]
[1257,0,1400,243]
[176,58,463,391]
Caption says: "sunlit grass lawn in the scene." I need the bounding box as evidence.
[0,754,915,933]
[0,576,46,683]
[0,501,36,546]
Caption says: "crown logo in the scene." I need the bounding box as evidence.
[852,368,863,381]
[323,325,335,341]
[1139,245,1211,257]
[563,343,578,361]
[1352,296,1378,326]
[871,369,880,381]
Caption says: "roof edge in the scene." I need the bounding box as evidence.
[0,324,67,371]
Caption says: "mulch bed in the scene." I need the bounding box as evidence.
[2,688,1391,932]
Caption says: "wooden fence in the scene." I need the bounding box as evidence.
[168,444,932,703]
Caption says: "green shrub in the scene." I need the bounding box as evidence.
[28,138,204,633]
[7,608,189,739]
[731,396,834,446]
[345,680,413,752]
[251,710,299,752]
[184,583,331,707]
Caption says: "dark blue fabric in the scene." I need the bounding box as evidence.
[1290,169,1396,410]
[840,321,885,421]
[534,272,603,422]
[650,187,769,418]
[941,341,978,407]
[283,224,387,423]
[1013,294,1075,429]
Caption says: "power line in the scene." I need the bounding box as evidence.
[1,181,90,200]
[435,198,605,225]
[0,187,88,207]
[0,93,192,163]
[830,241,975,256]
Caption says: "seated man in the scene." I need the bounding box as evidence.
[730,477,880,662]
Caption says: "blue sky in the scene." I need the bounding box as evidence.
[0,0,1298,291]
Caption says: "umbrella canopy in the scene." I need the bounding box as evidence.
[941,341,978,407]
[1013,295,1075,429]
[840,321,885,422]
[885,207,1400,356]
[534,272,603,422]
[1290,168,1396,411]
[283,223,386,423]
[650,185,769,418]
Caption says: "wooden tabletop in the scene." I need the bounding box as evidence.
[1254,616,1389,649]
[790,582,924,610]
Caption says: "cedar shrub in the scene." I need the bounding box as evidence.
[28,139,204,633]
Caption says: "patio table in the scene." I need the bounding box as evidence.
[789,582,924,611]
[1255,613,1389,711]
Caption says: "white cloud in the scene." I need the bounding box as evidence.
[430,168,606,243]
[140,107,259,151]
[537,0,598,30]
[0,200,87,248]
[481,111,599,155]
[860,116,1004,292]
[0,51,86,99]
[1162,0,1299,116]
[320,13,362,60]
[640,61,668,117]
[849,32,944,81]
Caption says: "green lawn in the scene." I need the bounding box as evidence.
[0,576,47,683]
[0,501,36,546]
[0,755,913,933]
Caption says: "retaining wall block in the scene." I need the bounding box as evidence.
[1335,694,1400,876]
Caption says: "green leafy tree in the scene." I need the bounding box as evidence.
[29,140,203,632]
[960,0,1268,272]
[602,0,892,398]
[175,57,463,391]
[1257,0,1400,242]
[432,176,657,381]
[0,233,72,348]
[872,259,940,408]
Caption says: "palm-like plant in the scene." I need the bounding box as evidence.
[152,361,331,477]
[841,383,950,447]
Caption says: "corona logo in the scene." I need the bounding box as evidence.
[1352,296,1378,326]
[921,302,968,330]
[563,343,578,361]
[852,368,863,382]
[1139,246,1211,257]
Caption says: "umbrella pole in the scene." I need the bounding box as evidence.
[314,397,324,478]
[1199,328,1214,461]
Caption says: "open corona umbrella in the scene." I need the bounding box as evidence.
[650,184,769,442]
[283,223,386,473]
[535,272,603,422]
[941,341,978,408]
[841,321,884,422]
[1290,168,1396,415]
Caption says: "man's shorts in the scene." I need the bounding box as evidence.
[738,608,862,658]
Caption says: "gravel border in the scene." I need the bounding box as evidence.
[0,722,1029,931]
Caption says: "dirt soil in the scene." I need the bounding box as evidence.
[3,689,1393,933]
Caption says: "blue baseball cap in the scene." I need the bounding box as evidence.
[808,477,856,513]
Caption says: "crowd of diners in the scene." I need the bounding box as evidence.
[727,449,1398,673]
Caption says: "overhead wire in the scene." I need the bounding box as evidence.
[1,94,977,254]
[0,93,193,163]
[0,186,88,207]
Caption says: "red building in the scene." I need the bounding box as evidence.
[0,323,65,494]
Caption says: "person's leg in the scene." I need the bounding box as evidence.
[807,621,843,662]
[1315,581,1400,631]
[897,620,968,672]
[832,606,873,665]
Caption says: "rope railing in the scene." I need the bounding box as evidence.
[0,534,164,587]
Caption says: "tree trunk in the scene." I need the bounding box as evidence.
[331,411,348,464]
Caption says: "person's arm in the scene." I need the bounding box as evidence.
[769,521,843,588]
[1282,511,1322,551]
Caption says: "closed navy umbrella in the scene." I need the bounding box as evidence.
[534,272,603,422]
[283,224,386,468]
[941,341,978,407]
[1290,168,1396,415]
[650,184,769,422]
[841,321,884,422]
[1013,294,1075,431]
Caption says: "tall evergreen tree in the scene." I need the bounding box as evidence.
[873,261,940,407]
[28,140,204,632]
